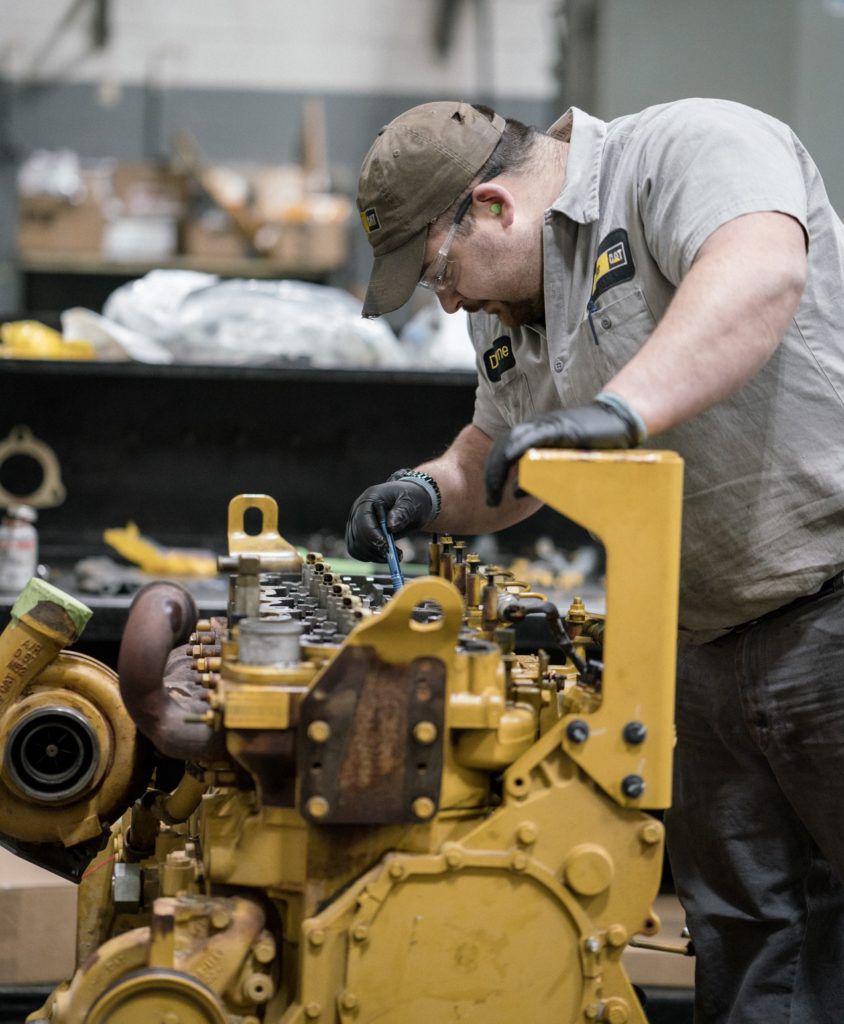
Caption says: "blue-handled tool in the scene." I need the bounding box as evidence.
[379,518,405,591]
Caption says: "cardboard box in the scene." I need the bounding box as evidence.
[111,162,188,216]
[184,210,247,260]
[18,196,104,256]
[0,847,77,984]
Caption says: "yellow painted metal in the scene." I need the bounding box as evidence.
[228,493,302,568]
[0,651,144,845]
[518,449,683,808]
[21,453,683,1024]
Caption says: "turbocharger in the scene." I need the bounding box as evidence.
[0,579,148,852]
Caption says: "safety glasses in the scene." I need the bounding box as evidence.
[417,193,474,293]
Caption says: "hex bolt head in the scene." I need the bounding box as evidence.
[252,932,276,963]
[210,908,231,930]
[340,991,359,1011]
[566,719,589,744]
[307,720,332,744]
[603,997,631,1023]
[517,821,538,845]
[621,774,645,798]
[411,796,435,819]
[622,720,647,745]
[305,1002,322,1019]
[606,923,628,947]
[639,821,662,846]
[307,928,326,947]
[444,846,464,869]
[306,796,330,819]
[412,721,438,745]
[511,851,529,872]
[351,923,369,943]
[388,861,406,879]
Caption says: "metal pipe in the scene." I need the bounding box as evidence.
[118,582,224,761]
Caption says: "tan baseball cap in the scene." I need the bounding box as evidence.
[357,101,505,318]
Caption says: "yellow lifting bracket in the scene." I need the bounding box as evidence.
[517,448,684,809]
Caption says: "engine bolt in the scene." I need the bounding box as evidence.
[621,775,645,798]
[511,851,529,872]
[305,1002,322,1019]
[566,719,589,744]
[622,721,647,745]
[603,997,631,1023]
[308,928,325,947]
[639,821,662,845]
[444,847,464,869]
[307,720,332,744]
[340,991,359,1011]
[252,932,276,963]
[210,908,231,930]
[388,861,406,879]
[411,796,435,819]
[517,821,538,845]
[413,721,438,744]
[606,924,628,947]
[351,923,369,943]
[307,796,330,819]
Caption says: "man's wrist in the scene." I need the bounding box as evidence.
[388,468,442,519]
[595,391,649,444]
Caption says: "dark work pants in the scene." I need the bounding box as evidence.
[666,587,844,1024]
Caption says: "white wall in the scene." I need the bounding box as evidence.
[0,0,558,100]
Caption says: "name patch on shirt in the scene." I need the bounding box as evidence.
[591,228,635,300]
[483,336,515,382]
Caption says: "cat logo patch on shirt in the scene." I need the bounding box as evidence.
[483,336,515,382]
[591,228,635,301]
[360,207,381,233]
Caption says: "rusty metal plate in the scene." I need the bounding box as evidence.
[297,645,445,824]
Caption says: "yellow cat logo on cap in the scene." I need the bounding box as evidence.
[361,207,381,234]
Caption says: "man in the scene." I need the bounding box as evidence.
[345,98,844,1023]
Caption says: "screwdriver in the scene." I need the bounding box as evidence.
[379,518,405,591]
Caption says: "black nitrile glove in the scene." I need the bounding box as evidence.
[484,396,645,507]
[345,479,434,561]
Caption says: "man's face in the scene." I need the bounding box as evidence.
[421,216,544,328]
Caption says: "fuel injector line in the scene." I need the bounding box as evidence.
[498,595,603,685]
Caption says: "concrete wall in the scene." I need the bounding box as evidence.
[593,0,844,212]
[0,0,560,314]
[3,0,844,316]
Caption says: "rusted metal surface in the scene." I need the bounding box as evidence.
[118,582,226,761]
[298,644,445,824]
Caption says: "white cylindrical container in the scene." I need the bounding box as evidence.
[0,505,39,593]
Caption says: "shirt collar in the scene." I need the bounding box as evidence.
[546,107,607,225]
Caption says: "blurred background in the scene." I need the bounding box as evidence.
[3,0,844,321]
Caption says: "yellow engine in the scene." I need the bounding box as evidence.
[0,449,683,1024]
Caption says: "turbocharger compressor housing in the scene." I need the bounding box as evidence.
[0,650,148,846]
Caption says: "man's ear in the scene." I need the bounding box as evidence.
[472,183,515,227]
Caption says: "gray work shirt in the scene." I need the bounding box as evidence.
[468,98,844,641]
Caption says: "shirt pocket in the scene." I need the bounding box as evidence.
[583,285,658,378]
[492,372,537,427]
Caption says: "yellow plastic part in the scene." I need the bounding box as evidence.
[103,521,218,577]
[0,321,95,361]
